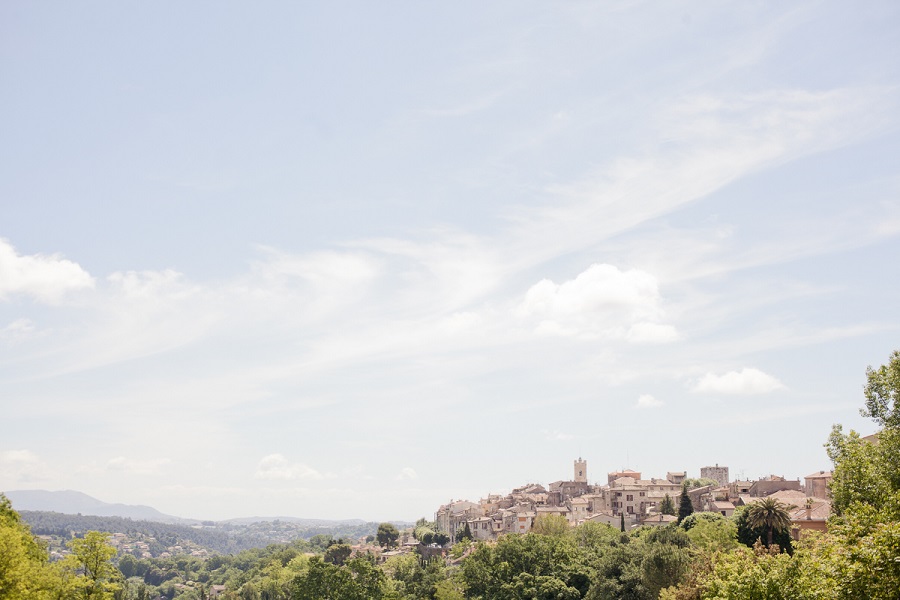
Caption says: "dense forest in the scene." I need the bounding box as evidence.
[18,512,391,555]
[2,350,899,599]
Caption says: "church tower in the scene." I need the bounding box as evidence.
[574,457,587,483]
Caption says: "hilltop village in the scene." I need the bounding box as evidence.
[434,458,833,543]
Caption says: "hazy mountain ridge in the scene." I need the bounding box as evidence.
[4,489,413,529]
[4,490,192,524]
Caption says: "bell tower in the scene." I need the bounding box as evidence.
[574,457,587,483]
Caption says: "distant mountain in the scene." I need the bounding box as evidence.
[3,490,194,524]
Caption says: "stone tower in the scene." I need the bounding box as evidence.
[574,457,587,483]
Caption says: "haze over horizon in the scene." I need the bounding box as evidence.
[2,2,899,522]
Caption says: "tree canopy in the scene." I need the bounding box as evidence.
[376,523,400,549]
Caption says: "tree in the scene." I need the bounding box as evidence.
[586,534,652,600]
[659,494,675,516]
[292,556,384,600]
[323,543,352,566]
[744,498,794,549]
[431,532,450,547]
[685,517,739,552]
[828,351,900,520]
[456,522,472,543]
[65,531,121,599]
[376,523,399,549]
[679,511,724,531]
[676,483,693,524]
[531,514,570,537]
[861,348,900,429]
[0,493,59,599]
[682,478,720,490]
[459,532,591,600]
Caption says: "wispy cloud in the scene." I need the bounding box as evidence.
[254,454,324,481]
[0,449,53,484]
[693,368,785,395]
[635,394,664,409]
[395,468,418,481]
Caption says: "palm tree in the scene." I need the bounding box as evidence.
[745,497,794,547]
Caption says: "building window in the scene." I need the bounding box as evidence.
[627,495,633,501]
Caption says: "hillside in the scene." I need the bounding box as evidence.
[4,490,191,523]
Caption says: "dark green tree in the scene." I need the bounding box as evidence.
[323,543,352,566]
[733,505,792,552]
[745,498,794,549]
[432,532,450,546]
[456,522,473,542]
[676,483,693,523]
[375,523,399,549]
[586,535,650,600]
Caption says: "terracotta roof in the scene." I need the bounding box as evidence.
[788,499,831,521]
[804,471,833,479]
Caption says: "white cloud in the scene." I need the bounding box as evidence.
[635,394,664,409]
[0,239,94,303]
[395,467,418,481]
[518,263,665,337]
[693,368,785,395]
[254,454,323,480]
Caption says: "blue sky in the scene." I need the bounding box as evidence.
[1,1,899,521]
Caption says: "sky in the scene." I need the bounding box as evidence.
[1,1,899,522]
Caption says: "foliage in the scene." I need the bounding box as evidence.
[745,497,795,549]
[694,542,794,600]
[20,511,391,556]
[827,426,900,520]
[684,518,738,553]
[377,523,400,549]
[531,514,571,537]
[678,512,723,532]
[861,348,900,429]
[0,493,59,599]
[585,534,650,600]
[733,505,793,553]
[676,484,693,524]
[459,533,590,599]
[455,523,472,543]
[322,543,352,566]
[292,556,384,600]
[659,494,675,516]
[382,555,454,600]
[65,532,122,599]
[681,478,719,491]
